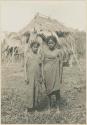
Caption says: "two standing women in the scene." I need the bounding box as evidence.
[25,34,63,113]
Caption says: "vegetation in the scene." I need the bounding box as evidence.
[1,57,86,124]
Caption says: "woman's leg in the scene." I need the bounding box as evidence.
[24,107,29,123]
[48,94,52,111]
[33,84,40,111]
[44,94,52,114]
[55,90,60,111]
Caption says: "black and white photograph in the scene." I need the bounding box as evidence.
[0,0,86,124]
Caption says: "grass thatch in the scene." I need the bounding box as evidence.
[19,13,70,35]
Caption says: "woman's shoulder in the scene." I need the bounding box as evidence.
[55,48,63,57]
[54,48,60,54]
[26,51,33,59]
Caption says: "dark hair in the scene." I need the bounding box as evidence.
[46,35,57,44]
[38,33,47,42]
[23,32,30,44]
[30,41,40,48]
[23,32,30,37]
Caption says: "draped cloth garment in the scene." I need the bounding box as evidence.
[43,48,62,95]
[25,52,41,108]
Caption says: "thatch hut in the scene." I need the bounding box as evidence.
[19,13,76,67]
[3,32,23,63]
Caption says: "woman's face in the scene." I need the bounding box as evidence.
[48,39,56,50]
[31,43,39,54]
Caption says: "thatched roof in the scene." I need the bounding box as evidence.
[18,13,77,59]
[19,13,71,35]
[6,32,22,47]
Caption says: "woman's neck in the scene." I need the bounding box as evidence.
[49,47,55,51]
[33,52,37,54]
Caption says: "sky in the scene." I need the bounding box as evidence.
[0,0,86,32]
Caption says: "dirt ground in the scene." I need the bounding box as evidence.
[1,58,86,124]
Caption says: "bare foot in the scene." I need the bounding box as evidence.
[45,108,51,114]
[24,109,29,123]
[24,108,29,115]
[34,110,38,114]
[56,107,60,114]
[34,110,39,117]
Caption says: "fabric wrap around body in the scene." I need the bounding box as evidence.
[25,52,41,108]
[43,49,61,95]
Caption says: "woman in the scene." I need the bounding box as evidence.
[43,35,63,112]
[25,40,42,112]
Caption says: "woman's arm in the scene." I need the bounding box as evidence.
[59,50,63,84]
[39,50,45,84]
[24,54,29,84]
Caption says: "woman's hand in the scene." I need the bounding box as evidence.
[42,78,45,84]
[40,77,45,84]
[39,77,43,84]
[25,80,29,85]
[57,54,59,57]
[60,79,62,84]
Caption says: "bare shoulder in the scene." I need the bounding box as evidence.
[26,51,32,60]
[55,48,61,54]
[56,49,63,59]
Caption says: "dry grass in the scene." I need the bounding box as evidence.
[1,58,86,124]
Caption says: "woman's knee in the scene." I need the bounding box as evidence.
[56,90,60,99]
